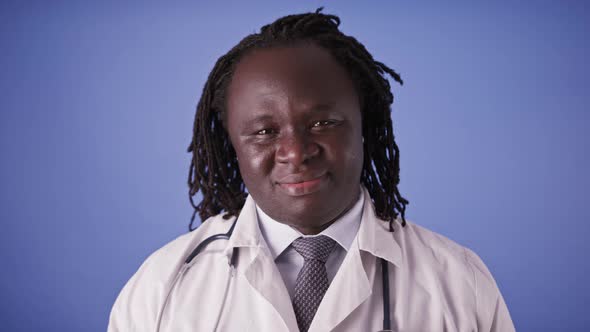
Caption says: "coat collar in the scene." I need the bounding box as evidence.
[356,186,404,268]
[225,186,403,268]
[225,193,264,250]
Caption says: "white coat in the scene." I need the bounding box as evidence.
[108,188,515,332]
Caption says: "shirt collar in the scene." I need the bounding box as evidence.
[227,186,403,268]
[256,189,364,260]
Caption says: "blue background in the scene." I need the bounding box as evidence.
[1,1,588,331]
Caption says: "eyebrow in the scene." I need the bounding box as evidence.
[308,102,337,112]
[241,102,338,126]
[241,114,274,128]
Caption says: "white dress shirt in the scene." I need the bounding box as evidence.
[256,192,364,298]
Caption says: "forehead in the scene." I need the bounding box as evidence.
[226,43,358,118]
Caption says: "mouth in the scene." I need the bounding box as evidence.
[276,172,328,196]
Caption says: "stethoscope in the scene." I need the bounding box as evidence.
[155,219,394,332]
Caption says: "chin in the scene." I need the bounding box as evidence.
[280,199,343,226]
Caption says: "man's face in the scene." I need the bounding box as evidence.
[225,43,364,234]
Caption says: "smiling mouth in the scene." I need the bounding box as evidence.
[277,173,328,196]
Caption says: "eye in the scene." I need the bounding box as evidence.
[311,120,338,128]
[255,128,275,136]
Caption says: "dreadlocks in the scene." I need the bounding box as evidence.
[187,8,409,232]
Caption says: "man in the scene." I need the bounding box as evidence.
[109,9,515,332]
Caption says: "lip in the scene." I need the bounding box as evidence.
[276,172,328,196]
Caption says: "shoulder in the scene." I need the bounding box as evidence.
[394,221,514,330]
[108,213,236,331]
[397,221,499,290]
[398,221,477,271]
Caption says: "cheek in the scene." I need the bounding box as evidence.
[227,128,274,185]
[332,128,364,172]
[235,144,275,185]
[347,142,364,171]
[345,138,365,174]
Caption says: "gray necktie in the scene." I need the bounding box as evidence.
[291,235,337,332]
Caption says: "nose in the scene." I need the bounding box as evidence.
[275,129,320,167]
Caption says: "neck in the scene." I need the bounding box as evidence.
[290,188,361,235]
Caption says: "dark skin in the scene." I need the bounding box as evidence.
[225,43,364,235]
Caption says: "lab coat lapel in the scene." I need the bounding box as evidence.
[244,247,299,332]
[228,196,299,332]
[309,187,403,332]
[309,238,372,332]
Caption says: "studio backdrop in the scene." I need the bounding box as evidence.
[1,1,588,331]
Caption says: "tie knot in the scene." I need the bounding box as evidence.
[291,235,336,263]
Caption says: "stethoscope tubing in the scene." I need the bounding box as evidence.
[156,219,393,332]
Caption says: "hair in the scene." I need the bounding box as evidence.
[187,8,409,232]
